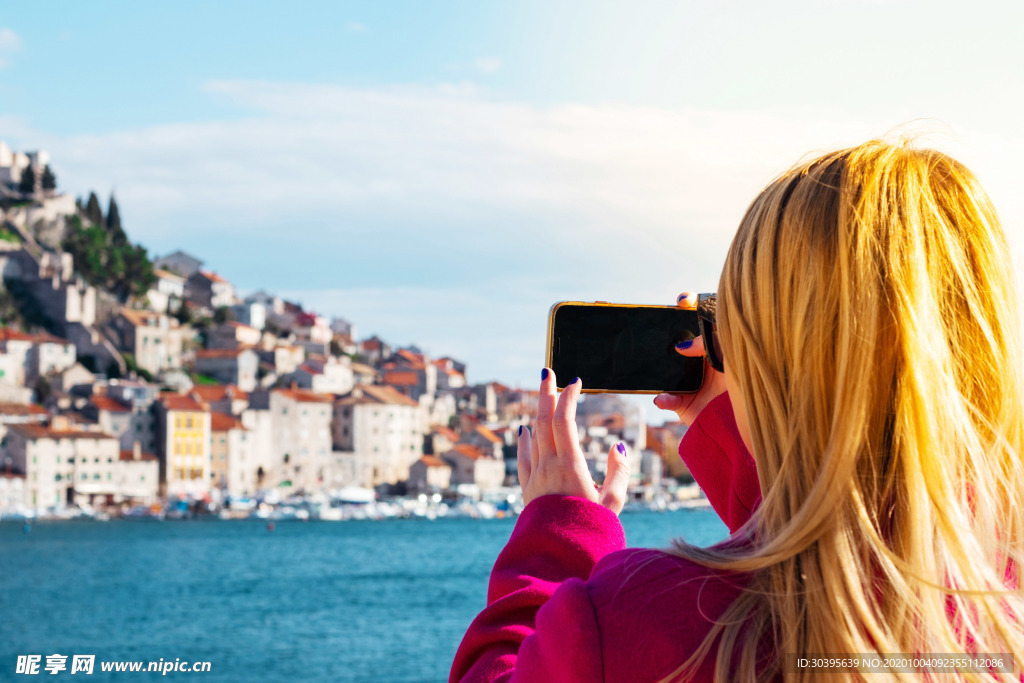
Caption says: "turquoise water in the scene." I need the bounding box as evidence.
[1,509,728,682]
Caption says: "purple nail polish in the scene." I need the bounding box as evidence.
[677,293,688,303]
[571,377,580,385]
[518,425,523,436]
[541,368,549,380]
[616,442,626,454]
[676,340,693,350]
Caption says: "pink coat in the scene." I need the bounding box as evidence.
[450,393,764,682]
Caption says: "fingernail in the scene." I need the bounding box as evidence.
[676,340,693,350]
[541,368,549,380]
[518,425,523,436]
[616,442,626,455]
[571,377,580,385]
[677,294,688,303]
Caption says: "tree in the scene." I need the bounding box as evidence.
[84,192,104,227]
[174,299,193,325]
[40,165,57,192]
[106,194,127,246]
[17,166,36,196]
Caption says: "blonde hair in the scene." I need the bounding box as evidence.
[667,140,1024,681]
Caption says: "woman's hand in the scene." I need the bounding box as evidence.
[653,291,727,427]
[517,369,631,515]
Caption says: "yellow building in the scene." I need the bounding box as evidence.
[157,394,212,497]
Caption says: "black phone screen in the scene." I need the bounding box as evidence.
[548,303,704,393]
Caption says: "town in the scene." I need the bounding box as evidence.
[0,139,702,521]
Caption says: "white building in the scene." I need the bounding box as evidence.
[110,309,186,376]
[332,385,426,488]
[248,388,334,493]
[229,301,266,331]
[147,269,186,313]
[282,355,354,395]
[194,348,259,392]
[210,411,257,499]
[0,419,158,509]
[442,444,506,493]
[206,322,262,350]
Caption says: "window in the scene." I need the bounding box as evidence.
[55,474,62,481]
[94,473,100,480]
[107,473,112,480]
[81,472,87,480]
[185,415,193,429]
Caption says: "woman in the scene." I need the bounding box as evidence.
[450,140,1024,681]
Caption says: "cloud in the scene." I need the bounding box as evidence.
[0,27,21,51]
[17,81,1024,387]
[475,57,502,74]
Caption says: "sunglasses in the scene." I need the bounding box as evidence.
[696,292,723,373]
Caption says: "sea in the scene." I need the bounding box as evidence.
[1,509,728,682]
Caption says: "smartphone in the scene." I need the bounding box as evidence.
[545,301,704,394]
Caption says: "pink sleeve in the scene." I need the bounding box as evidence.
[449,494,626,683]
[678,392,761,533]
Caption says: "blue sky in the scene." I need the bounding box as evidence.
[3,1,1024,398]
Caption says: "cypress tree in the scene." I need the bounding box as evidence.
[41,165,57,192]
[17,166,36,195]
[107,194,126,245]
[84,192,104,227]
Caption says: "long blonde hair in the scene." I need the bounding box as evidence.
[668,140,1024,681]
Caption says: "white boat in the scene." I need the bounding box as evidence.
[332,486,376,505]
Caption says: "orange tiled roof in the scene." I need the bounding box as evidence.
[397,348,423,362]
[383,370,418,387]
[8,424,115,440]
[0,328,71,345]
[153,268,184,281]
[119,449,159,462]
[451,444,483,460]
[361,385,418,407]
[351,362,377,376]
[210,411,246,432]
[189,384,249,402]
[0,327,36,342]
[195,347,252,359]
[419,455,450,468]
[90,395,131,413]
[160,394,207,413]
[430,425,460,442]
[118,308,163,327]
[474,425,502,444]
[274,388,333,404]
[200,270,229,284]
[0,402,49,417]
[335,385,419,408]
[31,331,72,346]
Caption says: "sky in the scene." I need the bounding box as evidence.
[3,1,1024,400]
